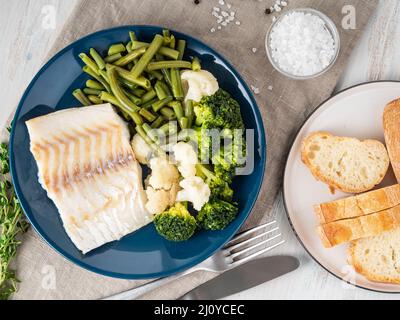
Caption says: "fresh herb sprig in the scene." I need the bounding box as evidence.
[0,139,29,300]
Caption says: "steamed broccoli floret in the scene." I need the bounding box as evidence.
[196,164,233,201]
[197,200,238,230]
[153,203,197,241]
[194,89,245,130]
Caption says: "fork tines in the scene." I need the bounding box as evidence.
[223,220,284,266]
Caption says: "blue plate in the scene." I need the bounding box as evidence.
[9,26,266,279]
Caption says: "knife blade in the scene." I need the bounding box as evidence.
[178,255,299,300]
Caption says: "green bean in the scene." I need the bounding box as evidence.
[179,117,189,129]
[139,108,157,122]
[129,32,139,64]
[160,107,176,120]
[73,89,91,106]
[104,53,123,63]
[126,41,132,53]
[114,47,146,67]
[170,68,184,100]
[88,95,103,105]
[154,80,168,100]
[83,88,102,96]
[119,78,137,90]
[159,122,178,135]
[83,66,111,93]
[89,48,106,70]
[169,35,176,49]
[159,80,172,97]
[122,88,142,105]
[131,41,148,50]
[177,40,186,60]
[142,123,159,143]
[140,89,157,105]
[192,57,201,71]
[86,79,105,90]
[108,43,126,56]
[111,64,151,89]
[79,53,99,74]
[169,101,184,120]
[99,69,110,83]
[132,88,146,97]
[156,54,172,86]
[147,60,192,71]
[151,116,164,128]
[100,91,124,108]
[152,96,173,112]
[140,97,159,109]
[162,29,170,39]
[184,99,194,128]
[130,34,164,78]
[148,70,164,80]
[107,67,141,114]
[136,125,163,154]
[129,31,137,42]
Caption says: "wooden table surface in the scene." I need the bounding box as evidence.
[2,0,400,300]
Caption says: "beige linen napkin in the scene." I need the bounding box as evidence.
[11,0,378,299]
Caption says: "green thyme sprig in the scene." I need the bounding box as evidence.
[0,138,29,300]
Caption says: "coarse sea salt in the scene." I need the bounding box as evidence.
[268,11,336,77]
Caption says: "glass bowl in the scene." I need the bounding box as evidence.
[265,8,341,80]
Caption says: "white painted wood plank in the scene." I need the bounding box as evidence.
[0,0,78,131]
[1,0,400,300]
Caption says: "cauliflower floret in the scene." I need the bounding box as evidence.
[148,156,180,190]
[145,183,178,215]
[131,134,153,164]
[176,176,211,211]
[172,142,198,178]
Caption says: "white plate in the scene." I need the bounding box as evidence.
[283,81,400,293]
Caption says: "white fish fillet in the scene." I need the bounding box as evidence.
[26,104,152,254]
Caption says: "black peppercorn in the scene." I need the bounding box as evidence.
[194,0,200,4]
[265,8,272,15]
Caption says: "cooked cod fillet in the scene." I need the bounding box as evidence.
[26,104,152,254]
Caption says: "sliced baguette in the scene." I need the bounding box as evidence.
[317,206,400,248]
[383,98,400,183]
[348,227,400,284]
[301,132,389,193]
[314,184,400,224]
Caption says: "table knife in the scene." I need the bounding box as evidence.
[179,255,299,300]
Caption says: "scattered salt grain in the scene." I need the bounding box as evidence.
[268,85,273,91]
[221,21,228,26]
[221,11,229,17]
[252,47,258,53]
[213,7,220,12]
[210,27,216,33]
[268,11,336,77]
[218,25,222,30]
[272,16,277,22]
[218,0,225,5]
[235,21,241,25]
[227,3,232,9]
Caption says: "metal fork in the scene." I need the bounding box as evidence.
[103,221,284,300]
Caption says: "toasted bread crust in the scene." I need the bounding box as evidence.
[317,206,400,248]
[301,132,389,193]
[314,184,400,224]
[384,98,400,183]
[348,232,400,284]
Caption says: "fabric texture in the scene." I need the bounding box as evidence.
[10,0,378,300]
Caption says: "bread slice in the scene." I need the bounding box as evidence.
[317,206,400,248]
[301,132,389,193]
[314,184,400,224]
[383,98,400,183]
[348,227,400,284]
